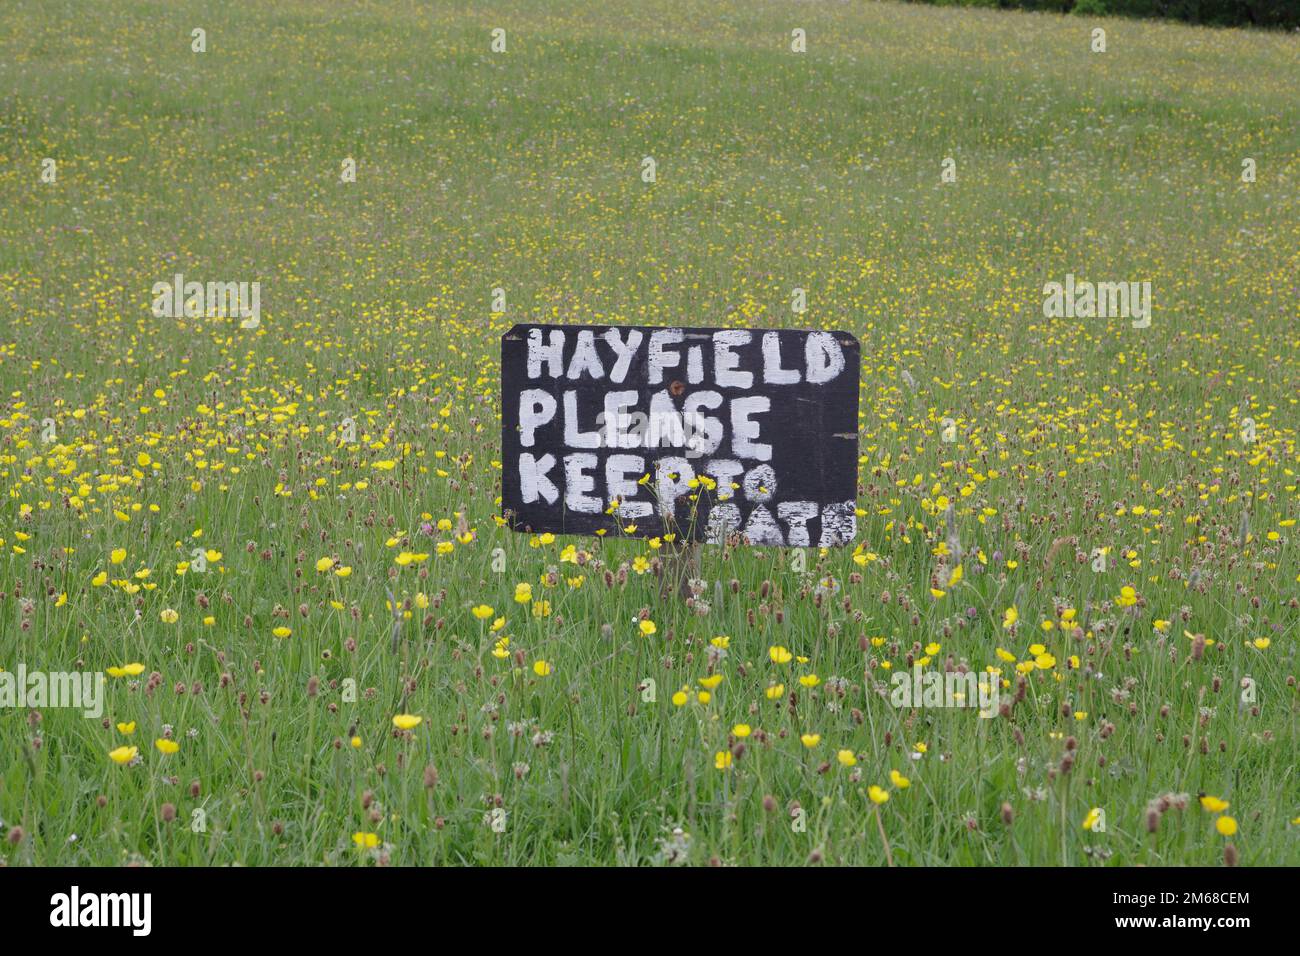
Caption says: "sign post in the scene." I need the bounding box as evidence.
[501,323,860,556]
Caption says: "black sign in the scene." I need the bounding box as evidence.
[501,323,860,546]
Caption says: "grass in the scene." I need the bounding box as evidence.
[0,0,1296,866]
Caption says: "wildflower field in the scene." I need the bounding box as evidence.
[1,0,1297,867]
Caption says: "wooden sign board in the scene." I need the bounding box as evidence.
[501,323,860,547]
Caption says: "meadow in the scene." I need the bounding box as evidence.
[0,0,1296,866]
